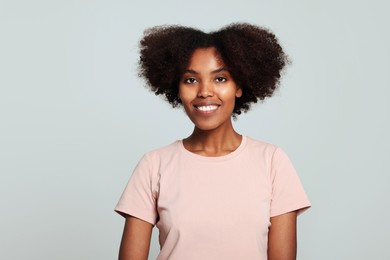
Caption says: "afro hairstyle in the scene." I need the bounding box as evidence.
[138,23,289,115]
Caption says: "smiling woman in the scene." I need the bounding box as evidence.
[179,48,242,134]
[115,23,310,260]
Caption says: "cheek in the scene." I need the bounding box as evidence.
[219,88,239,102]
[178,87,185,102]
[178,86,196,103]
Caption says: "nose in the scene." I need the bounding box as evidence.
[197,81,214,98]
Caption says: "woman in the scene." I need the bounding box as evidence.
[115,23,310,260]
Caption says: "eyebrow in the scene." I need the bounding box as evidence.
[184,67,228,75]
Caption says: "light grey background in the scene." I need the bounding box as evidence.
[1,0,389,259]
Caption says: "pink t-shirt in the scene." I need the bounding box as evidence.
[115,136,310,259]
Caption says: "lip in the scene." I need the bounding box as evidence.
[193,103,221,114]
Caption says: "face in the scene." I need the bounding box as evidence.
[178,47,242,131]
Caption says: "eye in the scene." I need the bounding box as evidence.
[184,77,197,84]
[215,76,227,83]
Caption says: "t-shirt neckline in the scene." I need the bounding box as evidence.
[178,135,247,162]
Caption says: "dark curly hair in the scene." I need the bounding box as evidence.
[138,23,289,115]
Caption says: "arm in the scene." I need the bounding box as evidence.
[268,211,297,260]
[118,215,154,260]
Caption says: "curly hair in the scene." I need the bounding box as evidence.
[138,23,289,115]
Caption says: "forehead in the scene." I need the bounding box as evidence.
[186,47,225,68]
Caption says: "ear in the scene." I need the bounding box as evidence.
[235,88,242,98]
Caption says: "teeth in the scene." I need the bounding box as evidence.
[197,105,218,111]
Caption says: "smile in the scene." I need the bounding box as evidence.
[195,105,219,112]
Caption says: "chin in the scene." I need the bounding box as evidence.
[192,120,227,132]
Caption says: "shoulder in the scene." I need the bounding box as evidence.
[142,140,181,163]
[147,140,180,155]
[130,140,181,186]
[243,136,295,169]
[244,136,279,156]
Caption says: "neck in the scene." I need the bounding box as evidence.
[183,120,242,157]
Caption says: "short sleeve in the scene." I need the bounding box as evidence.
[270,148,311,217]
[115,153,158,225]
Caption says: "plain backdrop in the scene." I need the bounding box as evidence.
[1,0,389,259]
